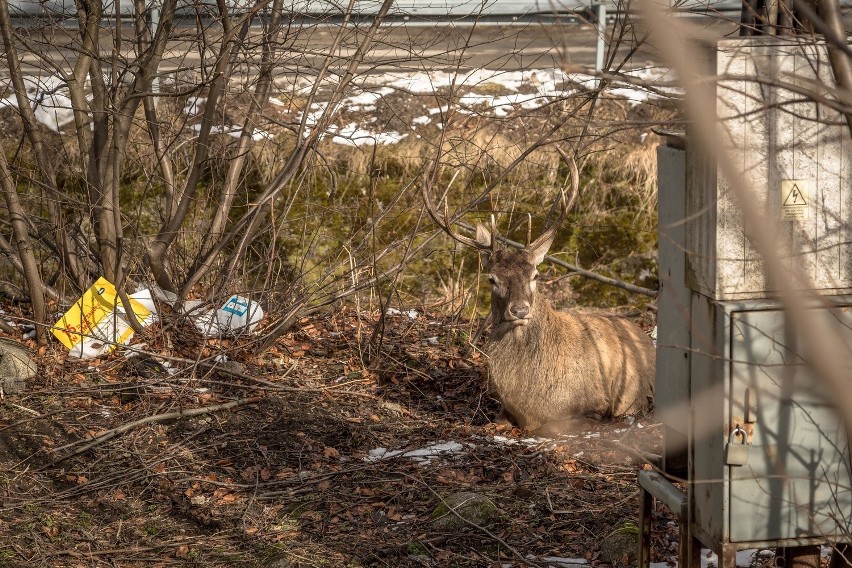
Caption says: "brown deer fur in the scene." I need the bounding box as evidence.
[476,225,655,432]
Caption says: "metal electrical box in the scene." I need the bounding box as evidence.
[689,297,852,548]
[652,36,852,563]
[685,38,852,301]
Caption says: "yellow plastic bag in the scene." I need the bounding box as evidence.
[52,277,151,357]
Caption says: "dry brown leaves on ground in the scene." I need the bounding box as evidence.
[0,305,676,567]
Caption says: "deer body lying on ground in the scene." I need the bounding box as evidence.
[422,152,654,432]
[477,224,655,432]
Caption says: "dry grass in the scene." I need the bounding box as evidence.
[0,76,679,314]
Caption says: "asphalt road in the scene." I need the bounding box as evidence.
[9,17,741,79]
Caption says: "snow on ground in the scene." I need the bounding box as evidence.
[296,66,678,144]
[3,66,679,142]
[0,75,76,132]
[184,95,205,116]
[329,122,407,146]
[189,123,273,141]
[365,441,472,464]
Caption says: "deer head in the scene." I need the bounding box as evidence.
[421,148,580,328]
[474,223,557,327]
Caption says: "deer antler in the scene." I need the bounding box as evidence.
[421,170,491,250]
[532,147,581,246]
[556,146,581,215]
[422,149,580,251]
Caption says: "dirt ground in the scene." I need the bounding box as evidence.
[0,304,686,567]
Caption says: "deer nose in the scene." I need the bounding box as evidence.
[509,303,530,319]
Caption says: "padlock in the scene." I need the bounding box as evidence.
[725,427,749,466]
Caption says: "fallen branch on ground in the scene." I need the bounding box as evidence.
[49,396,262,466]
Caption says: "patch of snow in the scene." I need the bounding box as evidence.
[566,73,598,89]
[250,129,273,141]
[607,87,645,105]
[365,441,471,464]
[1,75,76,132]
[184,95,205,116]
[5,66,681,144]
[331,123,407,147]
[190,124,273,141]
[701,549,718,568]
[736,550,756,566]
[490,435,549,447]
[342,87,393,111]
[458,92,554,114]
[698,548,763,568]
[385,307,419,319]
[540,557,588,567]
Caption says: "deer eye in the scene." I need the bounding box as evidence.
[487,275,497,285]
[531,272,539,281]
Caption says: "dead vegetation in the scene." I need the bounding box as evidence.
[0,24,683,566]
[0,304,676,567]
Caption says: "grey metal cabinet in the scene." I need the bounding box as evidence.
[645,134,852,565]
[689,298,852,550]
[727,305,852,543]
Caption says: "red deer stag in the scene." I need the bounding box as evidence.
[422,157,655,432]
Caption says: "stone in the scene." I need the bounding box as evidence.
[600,521,639,565]
[0,338,36,395]
[430,491,498,531]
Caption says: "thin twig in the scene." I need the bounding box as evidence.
[2,401,43,417]
[49,397,262,466]
[0,408,57,433]
[49,541,197,557]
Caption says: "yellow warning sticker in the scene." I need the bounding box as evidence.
[780,179,810,221]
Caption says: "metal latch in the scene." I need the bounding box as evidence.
[725,426,749,466]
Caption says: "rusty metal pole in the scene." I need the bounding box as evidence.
[638,487,653,567]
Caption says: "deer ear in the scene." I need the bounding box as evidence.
[475,223,492,248]
[527,229,556,266]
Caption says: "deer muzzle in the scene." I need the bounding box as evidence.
[506,302,531,325]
